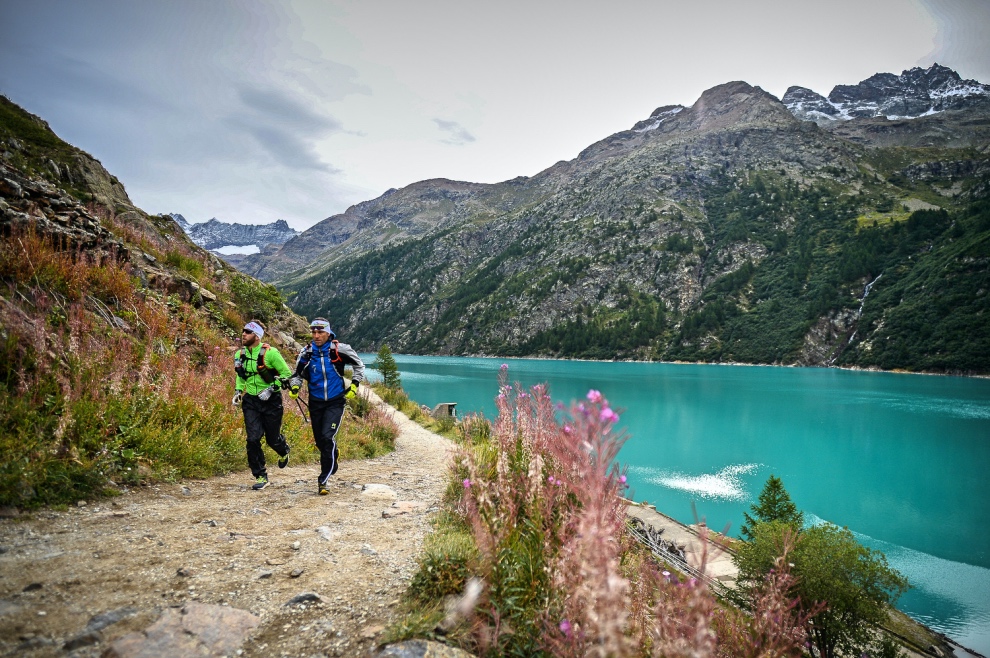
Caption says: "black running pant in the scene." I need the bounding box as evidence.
[310,396,344,484]
[242,392,289,479]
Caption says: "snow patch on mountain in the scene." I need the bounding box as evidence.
[632,105,685,132]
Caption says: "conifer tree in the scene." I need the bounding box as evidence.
[373,344,401,390]
[740,474,804,541]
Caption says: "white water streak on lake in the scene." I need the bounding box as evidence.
[632,463,761,501]
[806,514,990,650]
[850,394,990,420]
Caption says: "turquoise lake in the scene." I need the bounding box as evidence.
[361,354,990,654]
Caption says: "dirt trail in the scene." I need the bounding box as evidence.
[0,392,456,657]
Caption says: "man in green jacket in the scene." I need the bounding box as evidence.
[232,320,293,490]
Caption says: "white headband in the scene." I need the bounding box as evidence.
[244,321,264,339]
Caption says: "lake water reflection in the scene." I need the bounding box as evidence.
[363,354,990,654]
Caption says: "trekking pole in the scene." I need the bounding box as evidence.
[294,396,309,423]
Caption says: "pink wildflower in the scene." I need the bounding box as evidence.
[563,425,572,434]
[586,389,603,403]
[600,407,620,423]
[463,479,472,488]
[500,363,508,370]
[619,474,627,485]
[559,619,572,635]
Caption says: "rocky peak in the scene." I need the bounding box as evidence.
[679,81,797,132]
[627,82,795,136]
[783,63,990,123]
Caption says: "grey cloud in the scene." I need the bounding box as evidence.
[433,119,476,146]
[238,86,342,133]
[231,85,343,172]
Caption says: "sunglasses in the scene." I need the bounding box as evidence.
[242,330,254,335]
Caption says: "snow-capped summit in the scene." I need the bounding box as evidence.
[782,63,990,123]
[172,216,299,251]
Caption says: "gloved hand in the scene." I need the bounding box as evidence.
[287,376,303,399]
[344,380,359,400]
[231,390,243,406]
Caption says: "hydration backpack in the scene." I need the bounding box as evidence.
[234,344,276,383]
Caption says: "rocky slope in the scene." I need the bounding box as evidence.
[0,96,305,347]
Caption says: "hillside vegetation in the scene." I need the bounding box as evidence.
[274,82,989,374]
[0,96,396,508]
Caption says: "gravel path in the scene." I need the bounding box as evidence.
[0,391,456,657]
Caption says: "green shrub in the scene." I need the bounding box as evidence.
[163,250,204,279]
[408,529,477,602]
[229,274,284,324]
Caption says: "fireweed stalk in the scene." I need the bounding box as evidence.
[453,368,811,657]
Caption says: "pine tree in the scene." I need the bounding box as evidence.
[373,344,401,390]
[740,474,804,541]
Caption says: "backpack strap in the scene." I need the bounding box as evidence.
[234,344,277,384]
[256,343,276,383]
[234,347,248,380]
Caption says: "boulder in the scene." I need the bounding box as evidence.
[103,602,259,658]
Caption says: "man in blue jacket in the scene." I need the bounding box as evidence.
[288,318,365,495]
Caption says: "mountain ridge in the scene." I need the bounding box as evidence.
[253,66,989,374]
[783,63,990,123]
[171,215,299,251]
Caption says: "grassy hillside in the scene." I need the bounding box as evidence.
[0,96,396,508]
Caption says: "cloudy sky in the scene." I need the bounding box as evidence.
[1,0,988,229]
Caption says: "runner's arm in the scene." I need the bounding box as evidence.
[337,343,365,383]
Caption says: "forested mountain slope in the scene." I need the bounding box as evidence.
[264,74,988,374]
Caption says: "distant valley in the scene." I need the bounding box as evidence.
[171,214,298,267]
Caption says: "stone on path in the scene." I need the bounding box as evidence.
[362,483,398,500]
[374,639,477,657]
[285,592,324,606]
[103,602,259,658]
